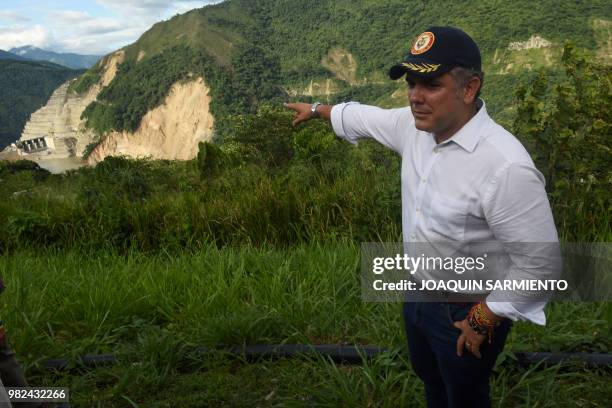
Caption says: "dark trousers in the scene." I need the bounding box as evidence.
[403,302,512,408]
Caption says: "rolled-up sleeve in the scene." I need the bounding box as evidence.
[483,162,562,325]
[331,102,412,155]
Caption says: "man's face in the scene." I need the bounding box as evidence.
[406,72,466,139]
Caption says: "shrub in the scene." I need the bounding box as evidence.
[513,43,611,241]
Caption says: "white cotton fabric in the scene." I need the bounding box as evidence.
[331,100,560,325]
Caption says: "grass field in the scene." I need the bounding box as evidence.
[0,245,609,407]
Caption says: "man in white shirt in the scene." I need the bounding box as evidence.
[285,26,559,408]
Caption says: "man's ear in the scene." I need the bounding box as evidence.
[463,76,481,104]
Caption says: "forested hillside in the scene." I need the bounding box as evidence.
[73,0,610,145]
[0,59,83,149]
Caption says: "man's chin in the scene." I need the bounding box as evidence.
[414,120,433,133]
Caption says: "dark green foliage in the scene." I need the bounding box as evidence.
[513,44,611,241]
[196,141,224,178]
[225,106,296,168]
[70,0,610,145]
[5,210,53,247]
[68,62,102,94]
[482,71,541,125]
[93,156,152,202]
[0,159,46,174]
[329,83,398,105]
[126,0,608,80]
[2,46,610,251]
[292,122,340,164]
[81,139,101,160]
[0,60,82,149]
[260,0,609,83]
[231,44,286,107]
[0,159,50,181]
[0,107,402,251]
[1,3,609,250]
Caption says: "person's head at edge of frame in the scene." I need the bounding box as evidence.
[389,26,484,142]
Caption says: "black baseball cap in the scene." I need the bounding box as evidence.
[389,26,481,80]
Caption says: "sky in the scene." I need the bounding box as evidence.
[0,0,224,56]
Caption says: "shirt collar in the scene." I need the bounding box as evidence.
[443,99,488,153]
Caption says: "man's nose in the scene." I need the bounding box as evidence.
[409,84,424,104]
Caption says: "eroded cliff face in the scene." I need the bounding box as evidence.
[99,50,125,87]
[321,47,359,85]
[507,34,552,51]
[87,77,214,164]
[285,47,385,100]
[16,49,215,168]
[18,50,125,160]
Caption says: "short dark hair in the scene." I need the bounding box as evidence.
[450,66,484,100]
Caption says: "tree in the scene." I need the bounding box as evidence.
[513,43,611,241]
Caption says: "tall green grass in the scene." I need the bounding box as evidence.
[1,246,608,362]
[1,246,609,406]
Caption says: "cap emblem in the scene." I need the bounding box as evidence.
[411,31,435,55]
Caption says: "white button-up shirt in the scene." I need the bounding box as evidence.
[331,100,560,325]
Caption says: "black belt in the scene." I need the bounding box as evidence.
[420,290,484,304]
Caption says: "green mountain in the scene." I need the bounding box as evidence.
[0,59,84,149]
[42,0,612,142]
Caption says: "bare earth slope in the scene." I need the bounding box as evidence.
[87,77,214,163]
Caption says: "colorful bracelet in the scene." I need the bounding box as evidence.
[467,302,498,343]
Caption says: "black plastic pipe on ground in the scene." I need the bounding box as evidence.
[43,345,612,371]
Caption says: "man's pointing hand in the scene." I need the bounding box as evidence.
[284,102,332,126]
[283,102,313,127]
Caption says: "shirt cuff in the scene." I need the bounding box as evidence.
[331,102,359,145]
[486,300,547,326]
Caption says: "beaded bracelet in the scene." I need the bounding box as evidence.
[467,302,498,343]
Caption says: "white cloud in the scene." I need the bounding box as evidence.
[0,25,50,51]
[95,0,221,20]
[173,1,213,15]
[48,10,93,25]
[0,10,31,24]
[54,27,144,55]
[97,1,211,12]
[49,11,124,36]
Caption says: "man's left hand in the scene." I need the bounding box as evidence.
[453,319,486,359]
